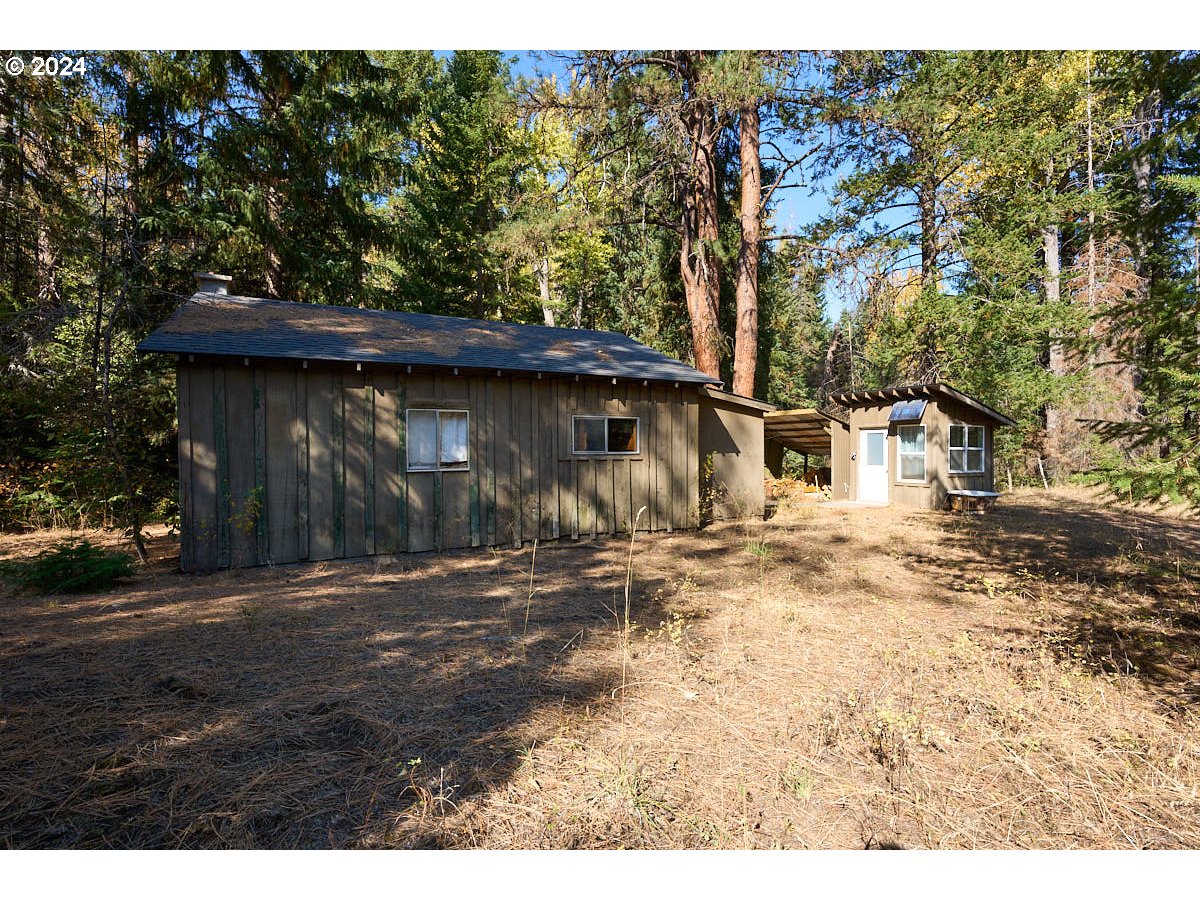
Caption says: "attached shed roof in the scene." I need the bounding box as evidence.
[763,408,839,456]
[828,382,1017,428]
[138,293,720,385]
[698,385,777,413]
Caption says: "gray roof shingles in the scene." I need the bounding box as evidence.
[138,294,719,385]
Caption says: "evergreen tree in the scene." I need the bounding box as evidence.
[390,51,536,320]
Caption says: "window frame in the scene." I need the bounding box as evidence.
[405,408,470,473]
[571,414,641,457]
[895,423,927,484]
[948,422,987,475]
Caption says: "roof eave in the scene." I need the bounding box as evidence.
[141,346,718,387]
[828,382,1016,428]
[699,385,777,412]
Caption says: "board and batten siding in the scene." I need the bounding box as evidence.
[176,361,700,571]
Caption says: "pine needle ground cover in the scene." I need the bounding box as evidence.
[1,488,1197,848]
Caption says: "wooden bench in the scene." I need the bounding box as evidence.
[947,490,1000,513]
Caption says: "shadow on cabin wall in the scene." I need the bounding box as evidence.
[698,395,765,521]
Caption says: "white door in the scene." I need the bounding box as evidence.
[858,429,888,502]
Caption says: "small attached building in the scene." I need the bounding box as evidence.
[139,275,770,571]
[697,387,774,519]
[824,383,1016,509]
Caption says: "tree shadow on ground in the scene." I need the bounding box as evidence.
[0,534,687,848]
[912,494,1200,704]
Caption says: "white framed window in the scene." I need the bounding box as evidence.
[407,409,469,472]
[949,423,986,474]
[572,415,640,455]
[896,424,926,482]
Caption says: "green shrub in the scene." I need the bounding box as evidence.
[0,539,135,594]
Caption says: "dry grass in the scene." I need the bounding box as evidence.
[2,487,1198,848]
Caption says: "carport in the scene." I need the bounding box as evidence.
[763,408,843,482]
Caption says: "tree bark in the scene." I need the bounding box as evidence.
[822,325,842,395]
[536,252,554,326]
[917,170,938,290]
[678,56,723,379]
[0,83,12,304]
[915,161,941,379]
[29,136,58,308]
[1043,222,1065,478]
[263,184,285,298]
[1128,90,1159,291]
[1086,62,1097,317]
[732,104,761,398]
[1192,214,1199,300]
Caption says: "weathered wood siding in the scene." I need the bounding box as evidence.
[177,362,700,571]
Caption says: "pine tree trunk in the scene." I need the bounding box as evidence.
[917,173,938,290]
[1086,56,1098,318]
[92,154,111,376]
[822,326,842,394]
[1193,215,1199,299]
[5,87,26,308]
[31,167,57,307]
[0,83,11,302]
[679,95,722,379]
[732,104,761,398]
[915,164,941,379]
[263,184,284,298]
[537,253,554,327]
[1043,222,1065,479]
[1125,89,1158,449]
[1128,91,1159,291]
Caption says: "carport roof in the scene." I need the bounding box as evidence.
[763,408,841,456]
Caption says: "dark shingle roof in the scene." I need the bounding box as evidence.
[138,294,719,385]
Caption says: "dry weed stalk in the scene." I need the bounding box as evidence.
[520,539,539,666]
[620,507,648,707]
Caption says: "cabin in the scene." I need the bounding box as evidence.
[139,274,773,571]
[819,383,1016,509]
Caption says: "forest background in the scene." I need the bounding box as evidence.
[1,49,1196,551]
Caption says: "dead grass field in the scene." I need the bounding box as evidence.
[2,486,1198,848]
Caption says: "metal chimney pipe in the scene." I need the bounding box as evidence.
[194,272,232,295]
